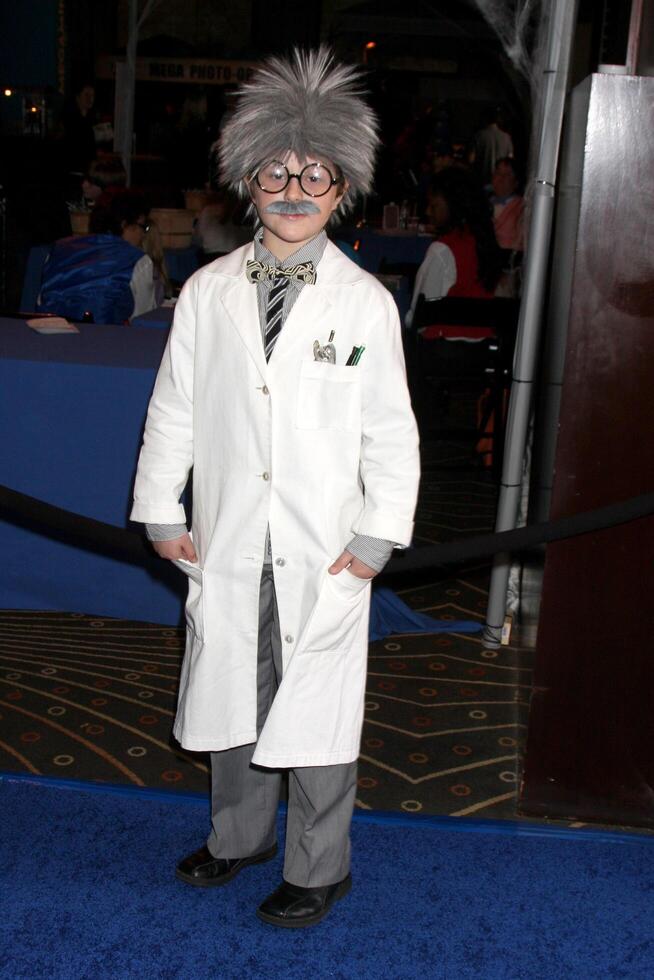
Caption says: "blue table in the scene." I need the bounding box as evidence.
[131,306,175,330]
[338,228,432,274]
[164,246,200,283]
[0,318,186,624]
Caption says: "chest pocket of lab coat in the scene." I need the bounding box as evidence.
[295,360,360,432]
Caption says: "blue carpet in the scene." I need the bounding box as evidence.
[1,777,653,980]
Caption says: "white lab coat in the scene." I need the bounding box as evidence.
[131,240,420,766]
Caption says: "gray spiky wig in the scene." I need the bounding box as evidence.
[217,46,379,216]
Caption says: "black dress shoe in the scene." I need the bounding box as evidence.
[175,843,277,887]
[256,874,352,928]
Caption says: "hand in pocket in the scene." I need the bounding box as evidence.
[328,550,376,580]
[152,532,198,563]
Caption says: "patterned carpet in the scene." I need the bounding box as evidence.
[0,440,534,818]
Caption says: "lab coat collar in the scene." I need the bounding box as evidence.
[206,239,365,287]
[209,240,366,379]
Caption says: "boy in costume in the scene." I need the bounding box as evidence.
[131,47,420,927]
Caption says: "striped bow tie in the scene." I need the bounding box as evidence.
[246,259,317,286]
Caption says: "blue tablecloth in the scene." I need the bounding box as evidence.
[131,306,175,329]
[0,317,186,624]
[338,228,432,273]
[164,246,200,283]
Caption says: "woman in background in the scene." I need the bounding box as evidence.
[490,156,524,298]
[490,156,524,252]
[406,166,503,326]
[405,167,505,465]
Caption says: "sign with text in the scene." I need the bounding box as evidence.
[97,55,258,86]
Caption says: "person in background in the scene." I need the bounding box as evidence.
[142,220,172,304]
[81,157,128,207]
[38,190,157,323]
[62,81,97,195]
[406,168,508,467]
[406,166,504,326]
[490,156,524,252]
[192,189,251,263]
[470,106,513,185]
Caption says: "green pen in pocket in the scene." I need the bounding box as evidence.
[345,344,366,366]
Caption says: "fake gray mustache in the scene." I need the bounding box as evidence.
[264,200,321,215]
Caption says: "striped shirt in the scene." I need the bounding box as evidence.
[253,226,327,343]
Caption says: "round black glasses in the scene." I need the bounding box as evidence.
[255,160,342,198]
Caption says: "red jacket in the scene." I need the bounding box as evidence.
[422,227,494,339]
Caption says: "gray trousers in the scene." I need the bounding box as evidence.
[207,566,358,887]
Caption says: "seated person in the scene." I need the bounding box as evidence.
[406,167,503,331]
[141,220,171,305]
[38,191,157,323]
[490,156,524,252]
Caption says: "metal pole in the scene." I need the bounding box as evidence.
[482,0,580,647]
[530,79,591,525]
[120,0,160,187]
[121,0,138,187]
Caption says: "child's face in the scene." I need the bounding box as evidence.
[247,151,346,259]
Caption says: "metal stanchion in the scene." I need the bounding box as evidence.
[483,0,581,648]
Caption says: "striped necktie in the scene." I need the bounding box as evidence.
[264,275,289,361]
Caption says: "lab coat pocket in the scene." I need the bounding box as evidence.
[173,559,205,640]
[301,569,370,655]
[295,359,360,432]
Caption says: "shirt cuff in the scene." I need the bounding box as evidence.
[346,534,395,573]
[145,522,187,542]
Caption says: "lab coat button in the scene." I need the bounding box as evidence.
[261,471,270,481]
[275,557,286,567]
[284,634,294,644]
[261,385,269,395]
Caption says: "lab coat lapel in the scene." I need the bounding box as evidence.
[219,249,268,381]
[268,241,362,367]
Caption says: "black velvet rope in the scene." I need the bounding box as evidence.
[385,490,654,574]
[1,484,653,576]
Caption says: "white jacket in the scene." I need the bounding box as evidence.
[131,241,420,766]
